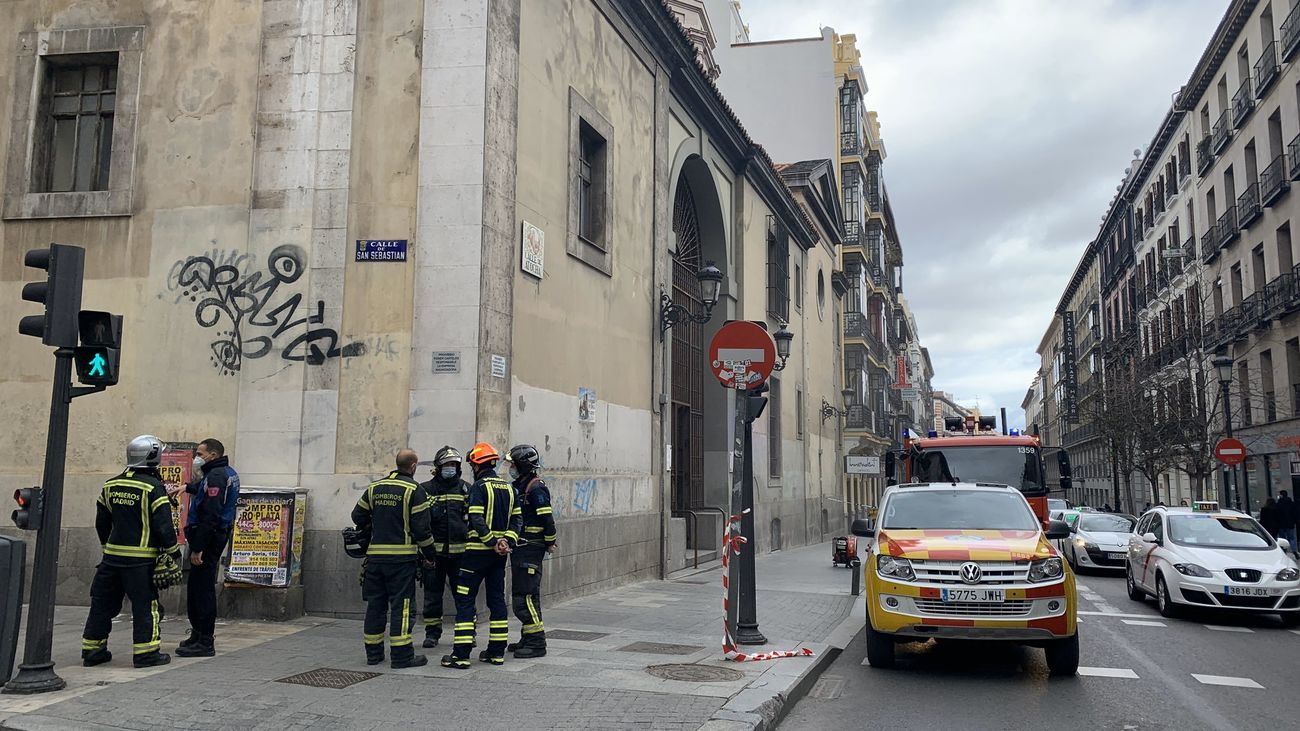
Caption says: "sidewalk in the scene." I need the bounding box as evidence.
[1,541,863,731]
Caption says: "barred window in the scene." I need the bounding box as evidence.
[767,218,789,321]
[769,378,782,478]
[40,56,117,192]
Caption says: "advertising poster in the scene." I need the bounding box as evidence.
[158,444,196,545]
[226,492,294,587]
[578,388,596,423]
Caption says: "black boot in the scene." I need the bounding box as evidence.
[391,645,428,669]
[506,641,520,653]
[441,654,470,669]
[513,633,547,659]
[133,651,171,668]
[365,644,385,666]
[176,635,215,658]
[177,630,202,651]
[422,631,440,649]
[82,649,112,667]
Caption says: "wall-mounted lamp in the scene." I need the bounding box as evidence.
[772,322,794,371]
[659,262,723,341]
[821,387,856,423]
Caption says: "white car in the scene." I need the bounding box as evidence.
[1064,512,1136,573]
[1126,503,1300,624]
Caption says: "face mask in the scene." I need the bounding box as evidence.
[440,466,458,480]
[509,467,521,480]
[193,457,206,472]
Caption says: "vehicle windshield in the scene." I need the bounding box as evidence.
[881,490,1040,531]
[910,445,1045,495]
[1048,499,1068,512]
[1167,515,1273,550]
[1079,514,1136,534]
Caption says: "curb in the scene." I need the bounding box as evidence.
[699,645,842,731]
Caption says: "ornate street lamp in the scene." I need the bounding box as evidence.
[1212,352,1236,509]
[659,262,723,340]
[771,322,794,371]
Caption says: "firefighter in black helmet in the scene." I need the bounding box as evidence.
[505,444,557,658]
[442,442,521,669]
[419,445,470,648]
[352,449,438,668]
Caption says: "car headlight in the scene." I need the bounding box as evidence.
[876,555,915,581]
[1278,567,1300,582]
[1173,563,1213,578]
[1074,538,1097,550]
[1028,557,1063,582]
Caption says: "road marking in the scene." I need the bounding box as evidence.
[1290,630,1300,637]
[1078,666,1139,679]
[1121,619,1166,627]
[1192,674,1264,689]
[1077,611,1162,619]
[1203,624,1253,633]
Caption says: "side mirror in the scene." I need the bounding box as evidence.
[884,451,896,479]
[851,518,875,538]
[1046,520,1071,540]
[1279,538,1291,552]
[1142,532,1159,544]
[1069,523,1079,534]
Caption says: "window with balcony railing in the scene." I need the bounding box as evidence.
[1217,205,1239,248]
[1261,154,1290,205]
[1232,78,1255,128]
[1213,110,1231,153]
[1238,183,1261,228]
[1197,136,1214,175]
[1256,41,1281,96]
[1285,3,1300,62]
[1289,133,1300,181]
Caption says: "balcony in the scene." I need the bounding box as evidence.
[1179,153,1191,181]
[1238,183,1262,229]
[1261,154,1291,206]
[1182,235,1197,264]
[1212,110,1231,154]
[1166,178,1179,202]
[1201,226,1219,263]
[844,311,887,362]
[1257,42,1281,97]
[841,131,862,157]
[1232,78,1255,128]
[844,219,861,246]
[1290,133,1300,181]
[1261,269,1300,321]
[1285,2,1300,62]
[1197,136,1214,176]
[1239,289,1266,331]
[845,404,869,431]
[867,262,884,288]
[1216,205,1239,248]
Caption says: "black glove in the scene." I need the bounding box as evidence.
[153,553,183,590]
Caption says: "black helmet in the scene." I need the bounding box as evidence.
[433,445,463,467]
[342,526,370,559]
[506,444,541,473]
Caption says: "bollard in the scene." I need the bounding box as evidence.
[1,535,27,685]
[850,561,861,596]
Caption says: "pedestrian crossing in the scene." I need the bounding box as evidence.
[1075,667,1265,689]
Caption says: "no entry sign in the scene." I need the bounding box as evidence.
[709,321,776,389]
[1214,437,1247,466]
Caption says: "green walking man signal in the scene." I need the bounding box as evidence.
[88,353,106,377]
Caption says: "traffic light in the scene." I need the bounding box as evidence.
[18,244,84,348]
[11,487,43,530]
[745,383,769,423]
[74,311,122,386]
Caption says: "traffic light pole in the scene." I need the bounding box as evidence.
[4,348,73,694]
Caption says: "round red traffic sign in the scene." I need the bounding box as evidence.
[1214,437,1247,465]
[708,321,776,389]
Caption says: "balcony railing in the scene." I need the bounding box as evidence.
[1284,2,1300,62]
[1201,226,1219,263]
[1216,205,1239,248]
[1183,234,1197,264]
[1238,182,1262,228]
[1197,136,1214,176]
[845,404,868,430]
[840,131,862,157]
[1179,153,1191,180]
[844,219,861,246]
[867,262,884,287]
[1239,289,1265,331]
[1261,154,1291,206]
[1261,269,1300,321]
[1290,133,1300,181]
[1256,41,1281,97]
[1204,265,1300,350]
[1212,110,1232,154]
[1232,78,1255,128]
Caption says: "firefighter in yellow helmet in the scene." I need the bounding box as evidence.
[441,442,521,668]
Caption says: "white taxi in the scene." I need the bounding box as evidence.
[1126,502,1300,624]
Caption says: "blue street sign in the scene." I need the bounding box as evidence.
[354,239,408,262]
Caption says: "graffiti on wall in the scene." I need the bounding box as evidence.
[170,244,364,375]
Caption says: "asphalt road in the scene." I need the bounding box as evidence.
[779,568,1300,731]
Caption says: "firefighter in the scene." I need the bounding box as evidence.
[419,445,470,648]
[441,442,521,669]
[505,444,557,659]
[82,435,180,668]
[352,449,438,668]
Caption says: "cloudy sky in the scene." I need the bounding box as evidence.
[739,0,1227,428]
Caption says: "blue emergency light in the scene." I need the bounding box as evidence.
[927,430,938,438]
[1009,428,1021,436]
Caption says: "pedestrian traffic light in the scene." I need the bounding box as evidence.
[18,244,84,348]
[74,311,122,386]
[11,487,42,530]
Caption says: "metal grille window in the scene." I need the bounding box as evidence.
[769,378,782,478]
[767,217,790,321]
[577,124,606,247]
[40,57,118,192]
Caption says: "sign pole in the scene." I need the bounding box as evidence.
[735,384,767,646]
[727,364,746,645]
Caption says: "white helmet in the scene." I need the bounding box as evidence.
[126,435,163,468]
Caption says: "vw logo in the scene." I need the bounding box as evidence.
[959,562,982,584]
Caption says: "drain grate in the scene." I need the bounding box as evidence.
[618,641,704,656]
[276,668,380,689]
[647,663,744,682]
[808,675,845,700]
[548,629,610,642]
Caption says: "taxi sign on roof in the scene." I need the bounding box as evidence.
[1192,500,1219,513]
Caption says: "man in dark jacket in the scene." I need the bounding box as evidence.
[176,438,239,658]
[1277,490,1298,556]
[1261,497,1281,537]
[352,449,438,668]
[505,444,557,659]
[419,445,470,648]
[82,435,179,668]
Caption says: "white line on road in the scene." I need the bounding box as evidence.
[1291,630,1300,637]
[1202,625,1254,633]
[1121,619,1167,627]
[1078,666,1140,679]
[1191,674,1264,689]
[1077,611,1162,619]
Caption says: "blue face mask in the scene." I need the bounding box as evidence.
[440,466,458,480]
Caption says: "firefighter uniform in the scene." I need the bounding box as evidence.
[510,473,557,657]
[445,464,521,667]
[419,469,470,646]
[352,469,437,668]
[82,468,179,668]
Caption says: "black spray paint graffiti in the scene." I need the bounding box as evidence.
[173,244,364,375]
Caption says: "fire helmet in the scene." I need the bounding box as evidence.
[506,444,541,473]
[467,442,500,466]
[126,435,164,469]
[433,446,463,467]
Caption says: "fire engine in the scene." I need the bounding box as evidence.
[885,414,1072,526]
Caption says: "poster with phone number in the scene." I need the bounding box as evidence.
[158,445,195,545]
[226,493,295,587]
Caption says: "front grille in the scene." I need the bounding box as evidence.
[913,598,1032,616]
[1180,587,1215,605]
[910,560,1028,585]
[1225,568,1262,583]
[1214,593,1278,609]
[1084,548,1126,566]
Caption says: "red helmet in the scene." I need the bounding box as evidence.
[467,442,500,465]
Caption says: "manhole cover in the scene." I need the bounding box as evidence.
[618,641,704,655]
[549,629,609,642]
[647,663,745,682]
[809,675,845,700]
[276,668,380,689]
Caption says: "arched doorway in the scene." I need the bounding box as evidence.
[671,176,705,512]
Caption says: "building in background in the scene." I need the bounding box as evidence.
[934,390,972,433]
